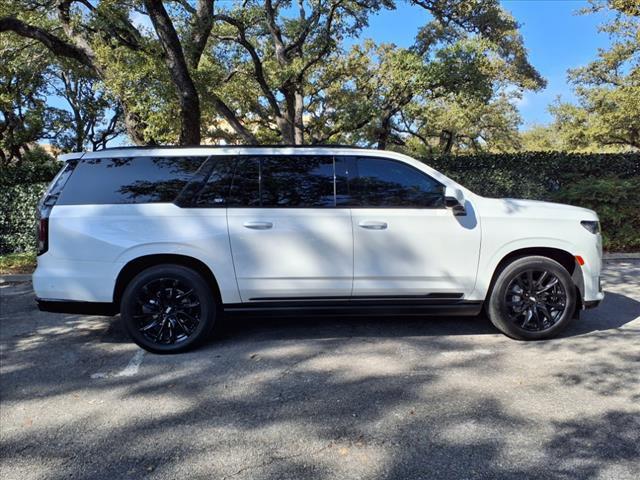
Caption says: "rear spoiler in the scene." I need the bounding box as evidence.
[58,152,85,162]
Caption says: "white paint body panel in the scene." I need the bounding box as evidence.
[33,203,239,303]
[33,147,604,307]
[227,208,353,300]
[351,207,481,296]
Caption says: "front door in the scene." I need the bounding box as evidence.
[226,155,353,302]
[342,156,481,298]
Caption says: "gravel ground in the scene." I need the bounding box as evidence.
[1,260,639,480]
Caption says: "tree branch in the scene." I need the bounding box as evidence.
[213,14,282,116]
[0,17,95,70]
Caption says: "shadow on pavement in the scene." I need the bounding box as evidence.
[1,279,638,480]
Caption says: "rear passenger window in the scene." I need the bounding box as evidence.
[349,157,444,208]
[187,157,236,207]
[261,156,334,207]
[227,156,335,208]
[57,157,205,205]
[227,157,261,207]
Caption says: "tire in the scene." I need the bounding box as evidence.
[120,264,218,353]
[487,256,577,340]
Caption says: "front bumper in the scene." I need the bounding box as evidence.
[584,299,603,309]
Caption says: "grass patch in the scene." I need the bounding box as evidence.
[0,251,36,275]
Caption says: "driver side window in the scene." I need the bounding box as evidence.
[338,156,445,208]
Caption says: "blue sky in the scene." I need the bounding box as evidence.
[361,0,612,127]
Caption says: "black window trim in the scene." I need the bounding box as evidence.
[171,154,446,210]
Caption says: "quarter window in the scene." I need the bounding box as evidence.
[56,156,205,205]
[187,156,236,207]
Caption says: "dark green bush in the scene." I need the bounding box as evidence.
[1,148,58,255]
[425,151,639,200]
[553,177,640,252]
[0,148,60,186]
[0,182,47,254]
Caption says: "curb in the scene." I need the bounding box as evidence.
[0,274,32,284]
[603,253,640,260]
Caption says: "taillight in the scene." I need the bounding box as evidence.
[36,210,49,256]
[35,159,78,256]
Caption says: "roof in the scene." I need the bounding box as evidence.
[58,144,368,161]
[56,144,472,196]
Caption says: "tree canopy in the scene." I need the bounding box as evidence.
[521,0,640,152]
[0,0,546,153]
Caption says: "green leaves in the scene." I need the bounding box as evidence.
[546,0,640,151]
[554,176,640,251]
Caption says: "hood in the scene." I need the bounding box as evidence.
[476,197,598,220]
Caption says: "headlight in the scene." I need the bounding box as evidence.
[581,220,600,234]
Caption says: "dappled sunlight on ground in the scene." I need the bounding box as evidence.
[0,260,638,479]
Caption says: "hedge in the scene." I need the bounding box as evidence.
[0,182,48,254]
[1,152,60,256]
[1,151,639,255]
[425,151,640,200]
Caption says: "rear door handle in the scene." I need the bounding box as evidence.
[243,221,273,230]
[358,220,388,230]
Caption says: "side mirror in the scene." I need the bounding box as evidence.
[444,186,467,216]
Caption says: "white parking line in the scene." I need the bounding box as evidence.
[115,350,146,377]
[91,350,146,379]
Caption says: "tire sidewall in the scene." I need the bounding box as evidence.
[489,256,577,340]
[121,265,216,354]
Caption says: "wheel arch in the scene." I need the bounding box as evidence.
[113,254,222,310]
[485,247,584,309]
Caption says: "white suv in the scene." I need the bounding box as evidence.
[34,146,604,353]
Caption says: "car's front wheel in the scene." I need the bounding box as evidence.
[120,264,217,353]
[487,256,577,340]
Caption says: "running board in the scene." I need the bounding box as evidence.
[223,299,483,317]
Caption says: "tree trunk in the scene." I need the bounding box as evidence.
[376,113,393,150]
[143,0,201,145]
[293,88,304,144]
[439,130,455,154]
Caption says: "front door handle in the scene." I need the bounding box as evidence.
[358,220,388,230]
[243,221,273,230]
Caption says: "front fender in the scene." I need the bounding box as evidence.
[470,237,578,300]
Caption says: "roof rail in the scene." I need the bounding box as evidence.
[64,144,368,154]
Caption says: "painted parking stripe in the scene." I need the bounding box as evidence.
[115,350,146,377]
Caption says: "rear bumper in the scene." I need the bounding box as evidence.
[33,257,117,303]
[36,297,117,316]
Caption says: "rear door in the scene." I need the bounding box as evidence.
[226,155,353,302]
[341,156,481,298]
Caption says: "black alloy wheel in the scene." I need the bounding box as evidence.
[134,277,202,345]
[504,269,568,332]
[121,264,217,353]
[487,256,577,340]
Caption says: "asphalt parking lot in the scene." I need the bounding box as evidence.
[1,260,639,480]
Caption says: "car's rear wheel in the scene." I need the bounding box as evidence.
[121,264,217,353]
[487,256,577,340]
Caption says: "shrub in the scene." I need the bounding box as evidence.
[425,151,639,200]
[553,177,640,252]
[1,148,59,255]
[0,182,48,254]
